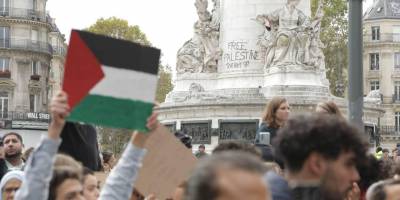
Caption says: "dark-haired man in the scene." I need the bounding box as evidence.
[2,132,24,170]
[266,114,368,200]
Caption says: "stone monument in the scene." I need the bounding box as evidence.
[159,0,384,149]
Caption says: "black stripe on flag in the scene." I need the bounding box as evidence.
[75,30,160,75]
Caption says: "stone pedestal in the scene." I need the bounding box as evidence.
[160,0,384,149]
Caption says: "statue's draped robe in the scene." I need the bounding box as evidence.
[266,6,309,67]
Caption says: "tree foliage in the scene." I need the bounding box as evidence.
[311,0,348,97]
[86,17,150,45]
[156,65,174,103]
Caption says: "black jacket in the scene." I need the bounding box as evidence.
[254,122,278,145]
[58,122,101,171]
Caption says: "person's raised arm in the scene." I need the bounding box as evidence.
[16,91,70,200]
[99,112,159,200]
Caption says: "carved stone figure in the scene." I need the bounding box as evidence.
[176,0,221,74]
[256,0,325,71]
[189,83,205,93]
[364,90,382,105]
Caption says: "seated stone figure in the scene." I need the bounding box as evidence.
[256,0,325,70]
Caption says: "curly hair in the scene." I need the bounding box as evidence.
[273,114,368,172]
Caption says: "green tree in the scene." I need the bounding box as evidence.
[156,65,174,103]
[311,0,348,97]
[86,17,173,155]
[86,17,150,45]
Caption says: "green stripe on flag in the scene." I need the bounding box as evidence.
[68,94,154,132]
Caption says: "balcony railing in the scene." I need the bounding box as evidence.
[364,33,400,43]
[0,111,50,123]
[52,46,66,57]
[0,7,47,22]
[0,38,52,54]
[380,126,400,135]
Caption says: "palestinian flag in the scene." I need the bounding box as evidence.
[62,30,160,132]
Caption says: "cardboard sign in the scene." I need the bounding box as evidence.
[135,125,197,199]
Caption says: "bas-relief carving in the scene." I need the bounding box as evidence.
[0,80,16,91]
[256,0,326,74]
[167,83,232,103]
[28,80,42,95]
[176,0,221,74]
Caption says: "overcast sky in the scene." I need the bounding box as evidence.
[47,0,375,68]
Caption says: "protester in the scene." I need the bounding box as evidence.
[366,179,400,200]
[185,151,270,200]
[212,141,262,159]
[48,166,84,200]
[15,91,72,199]
[194,144,207,158]
[102,151,116,172]
[15,91,160,200]
[54,153,83,171]
[83,167,100,200]
[0,139,8,181]
[358,155,382,200]
[59,122,102,171]
[99,111,159,199]
[174,131,192,149]
[315,101,344,119]
[22,147,34,163]
[2,132,24,171]
[266,113,368,200]
[255,97,290,144]
[375,147,383,160]
[382,149,390,161]
[0,170,24,200]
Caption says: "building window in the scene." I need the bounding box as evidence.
[0,26,9,48]
[30,94,38,112]
[32,61,39,75]
[396,112,400,132]
[395,82,400,102]
[0,0,9,16]
[31,29,38,44]
[372,26,380,41]
[0,92,8,118]
[370,53,380,70]
[395,53,400,70]
[370,80,380,91]
[0,57,9,72]
[394,26,400,42]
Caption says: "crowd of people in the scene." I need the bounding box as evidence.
[0,93,399,200]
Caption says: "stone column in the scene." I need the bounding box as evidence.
[218,0,310,89]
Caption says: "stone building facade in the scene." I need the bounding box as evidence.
[364,0,400,146]
[0,0,66,148]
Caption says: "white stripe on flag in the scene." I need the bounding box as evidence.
[89,65,158,103]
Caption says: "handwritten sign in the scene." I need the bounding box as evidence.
[223,41,260,70]
[135,125,197,199]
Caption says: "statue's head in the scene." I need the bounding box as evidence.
[287,0,300,7]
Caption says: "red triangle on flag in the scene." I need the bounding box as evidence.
[62,30,104,108]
